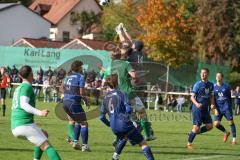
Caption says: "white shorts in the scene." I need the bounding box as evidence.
[130,96,145,111]
[12,123,48,147]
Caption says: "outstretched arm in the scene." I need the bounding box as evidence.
[20,96,48,116]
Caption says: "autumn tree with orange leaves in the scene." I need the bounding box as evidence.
[137,0,196,67]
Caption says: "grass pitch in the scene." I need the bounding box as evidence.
[0,98,240,160]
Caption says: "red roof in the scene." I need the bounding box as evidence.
[77,38,117,51]
[29,0,101,25]
[23,38,67,48]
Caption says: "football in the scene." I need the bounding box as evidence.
[99,0,110,6]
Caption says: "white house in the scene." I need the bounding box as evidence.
[0,3,51,46]
[29,0,102,42]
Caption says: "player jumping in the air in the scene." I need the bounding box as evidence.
[187,68,214,150]
[62,60,90,152]
[213,72,237,144]
[115,23,155,141]
[11,65,61,160]
[100,75,154,160]
[103,49,155,142]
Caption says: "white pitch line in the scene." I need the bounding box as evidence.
[180,155,224,160]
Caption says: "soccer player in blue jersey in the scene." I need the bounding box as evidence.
[100,75,154,160]
[187,68,215,149]
[213,72,237,144]
[62,60,90,151]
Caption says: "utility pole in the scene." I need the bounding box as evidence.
[164,64,170,111]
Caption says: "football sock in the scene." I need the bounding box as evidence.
[200,126,208,134]
[142,146,154,160]
[230,124,236,138]
[216,124,226,133]
[140,119,151,137]
[2,105,6,116]
[34,146,43,160]
[67,124,74,141]
[81,126,88,144]
[74,123,81,141]
[115,139,127,155]
[45,145,61,160]
[188,131,196,143]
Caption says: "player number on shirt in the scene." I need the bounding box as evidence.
[12,87,20,109]
[65,78,72,90]
[108,98,114,113]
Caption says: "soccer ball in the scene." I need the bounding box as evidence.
[99,0,110,6]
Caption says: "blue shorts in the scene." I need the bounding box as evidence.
[63,99,86,122]
[214,109,233,121]
[114,128,144,146]
[192,109,212,126]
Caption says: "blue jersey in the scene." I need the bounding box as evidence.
[100,89,133,133]
[192,80,214,111]
[63,73,85,103]
[214,83,231,112]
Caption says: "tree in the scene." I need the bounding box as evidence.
[136,0,196,67]
[100,0,143,41]
[195,0,240,66]
[70,11,100,36]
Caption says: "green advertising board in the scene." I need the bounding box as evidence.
[0,46,111,73]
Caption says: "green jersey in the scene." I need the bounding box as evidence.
[110,60,136,99]
[11,82,36,129]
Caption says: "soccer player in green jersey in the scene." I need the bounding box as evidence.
[11,65,61,160]
[103,49,155,141]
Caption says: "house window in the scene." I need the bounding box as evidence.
[63,31,70,41]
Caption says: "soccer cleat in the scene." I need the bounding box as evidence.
[112,153,120,160]
[232,141,237,145]
[145,135,157,141]
[187,144,193,150]
[82,144,91,152]
[223,132,230,142]
[72,141,81,150]
[66,137,73,144]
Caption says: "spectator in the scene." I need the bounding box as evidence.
[33,75,43,101]
[46,66,54,79]
[12,65,18,82]
[176,95,185,112]
[43,76,51,103]
[6,71,13,98]
[6,66,11,75]
[56,68,66,81]
[166,95,177,112]
[37,66,44,81]
[50,76,59,103]
[91,79,101,105]
[151,84,162,110]
[234,86,240,115]
[84,78,92,104]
